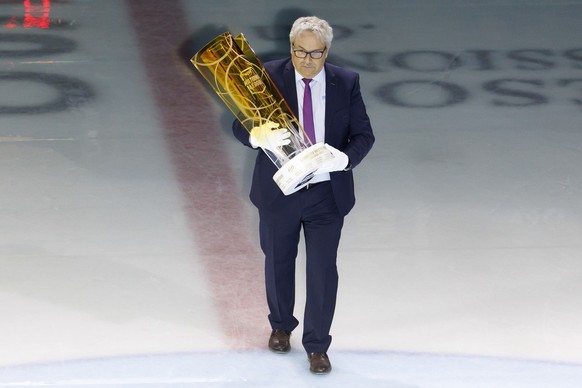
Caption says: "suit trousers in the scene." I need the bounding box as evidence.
[258,181,344,353]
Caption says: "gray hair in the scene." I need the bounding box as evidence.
[289,16,333,50]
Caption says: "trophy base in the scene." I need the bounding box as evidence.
[273,143,334,196]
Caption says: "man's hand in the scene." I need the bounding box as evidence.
[249,121,291,151]
[316,144,350,173]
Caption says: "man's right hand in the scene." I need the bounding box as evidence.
[249,121,291,151]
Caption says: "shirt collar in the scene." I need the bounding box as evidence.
[294,67,326,85]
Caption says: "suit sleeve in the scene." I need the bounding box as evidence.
[343,73,375,169]
[232,118,254,148]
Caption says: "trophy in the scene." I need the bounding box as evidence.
[191,32,333,195]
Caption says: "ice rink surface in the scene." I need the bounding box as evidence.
[1,0,582,386]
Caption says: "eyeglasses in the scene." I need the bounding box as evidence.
[292,46,327,59]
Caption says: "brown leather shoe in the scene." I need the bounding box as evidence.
[268,329,291,353]
[308,352,332,374]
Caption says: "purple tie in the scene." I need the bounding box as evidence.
[302,78,316,144]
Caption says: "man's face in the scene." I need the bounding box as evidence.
[290,31,328,79]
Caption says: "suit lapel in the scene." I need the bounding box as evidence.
[283,60,298,115]
[324,64,338,143]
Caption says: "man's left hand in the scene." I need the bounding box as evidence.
[316,144,350,173]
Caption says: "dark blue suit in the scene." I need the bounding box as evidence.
[233,58,374,353]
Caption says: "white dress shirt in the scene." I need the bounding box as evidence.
[295,69,330,183]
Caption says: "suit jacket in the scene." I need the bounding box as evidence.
[232,58,375,216]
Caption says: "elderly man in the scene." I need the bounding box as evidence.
[232,16,375,374]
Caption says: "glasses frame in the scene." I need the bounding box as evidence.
[292,46,327,59]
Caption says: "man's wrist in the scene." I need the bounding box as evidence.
[343,159,352,171]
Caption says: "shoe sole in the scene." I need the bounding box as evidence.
[309,367,332,375]
[269,346,291,354]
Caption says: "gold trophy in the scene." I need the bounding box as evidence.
[191,32,332,195]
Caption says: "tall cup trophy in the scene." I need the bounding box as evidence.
[191,32,333,195]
